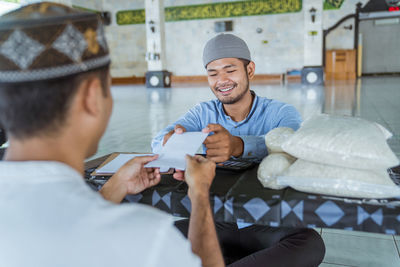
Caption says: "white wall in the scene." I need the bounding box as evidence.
[303,0,323,66]
[48,0,369,77]
[164,12,305,76]
[102,0,147,77]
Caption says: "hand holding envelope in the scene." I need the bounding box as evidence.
[145,132,208,172]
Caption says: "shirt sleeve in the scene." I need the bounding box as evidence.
[239,135,268,161]
[151,104,204,154]
[274,104,302,131]
[151,223,202,267]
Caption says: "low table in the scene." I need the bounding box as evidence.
[85,154,400,235]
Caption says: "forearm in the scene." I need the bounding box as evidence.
[99,177,127,204]
[188,191,224,267]
[152,107,204,153]
[231,136,244,157]
[151,126,174,153]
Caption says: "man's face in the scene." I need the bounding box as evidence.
[206,57,250,105]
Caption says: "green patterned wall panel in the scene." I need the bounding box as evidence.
[116,9,145,25]
[2,0,20,3]
[116,0,302,26]
[324,0,345,10]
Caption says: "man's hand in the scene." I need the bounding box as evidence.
[184,155,216,200]
[184,155,225,267]
[162,124,186,145]
[203,124,244,163]
[100,155,161,203]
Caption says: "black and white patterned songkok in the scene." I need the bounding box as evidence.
[0,2,110,83]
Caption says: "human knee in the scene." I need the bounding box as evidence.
[301,228,326,265]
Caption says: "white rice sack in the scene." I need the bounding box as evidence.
[257,153,296,189]
[375,122,393,140]
[282,114,399,170]
[265,127,295,153]
[278,159,400,199]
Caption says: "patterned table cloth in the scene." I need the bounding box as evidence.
[85,155,400,235]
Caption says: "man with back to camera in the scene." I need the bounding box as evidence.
[152,33,326,266]
[0,3,224,267]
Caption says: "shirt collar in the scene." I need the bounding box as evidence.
[218,90,259,126]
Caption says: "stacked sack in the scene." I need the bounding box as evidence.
[258,114,400,199]
[257,127,297,189]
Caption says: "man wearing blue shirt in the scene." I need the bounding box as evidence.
[151,34,302,163]
[152,34,325,266]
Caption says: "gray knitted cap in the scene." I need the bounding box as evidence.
[202,33,251,68]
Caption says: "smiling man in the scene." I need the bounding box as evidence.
[152,33,302,163]
[152,33,325,266]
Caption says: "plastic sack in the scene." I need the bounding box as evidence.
[277,159,400,199]
[282,114,399,170]
[375,122,393,140]
[265,127,295,153]
[257,153,296,189]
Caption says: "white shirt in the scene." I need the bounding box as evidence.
[0,161,201,267]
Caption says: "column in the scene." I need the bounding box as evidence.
[145,0,171,88]
[302,0,324,85]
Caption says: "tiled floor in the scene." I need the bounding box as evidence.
[90,76,400,266]
[92,77,400,160]
[320,228,400,266]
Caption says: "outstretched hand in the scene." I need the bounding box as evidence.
[173,155,216,199]
[100,155,161,203]
[163,124,186,145]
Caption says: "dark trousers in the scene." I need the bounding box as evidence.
[174,220,325,267]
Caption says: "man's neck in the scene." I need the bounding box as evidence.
[223,90,254,122]
[4,136,86,175]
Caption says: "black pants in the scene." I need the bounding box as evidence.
[174,220,325,267]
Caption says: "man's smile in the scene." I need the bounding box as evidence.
[216,84,237,95]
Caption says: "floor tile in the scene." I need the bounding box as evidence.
[321,232,400,267]
[395,237,400,257]
[313,228,323,235]
[91,76,400,161]
[321,228,394,240]
[319,263,355,267]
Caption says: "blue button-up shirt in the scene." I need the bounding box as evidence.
[151,92,302,161]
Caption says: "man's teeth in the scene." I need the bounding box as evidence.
[219,86,233,92]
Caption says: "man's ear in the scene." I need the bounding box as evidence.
[247,61,256,79]
[80,77,102,116]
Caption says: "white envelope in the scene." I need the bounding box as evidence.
[95,153,153,174]
[145,132,208,171]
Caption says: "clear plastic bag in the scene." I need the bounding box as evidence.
[282,114,399,170]
[277,159,400,199]
[265,127,294,153]
[257,153,296,189]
